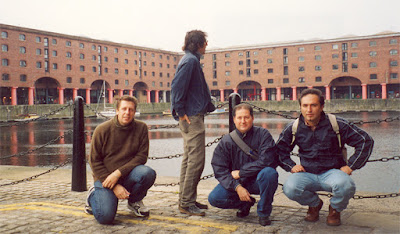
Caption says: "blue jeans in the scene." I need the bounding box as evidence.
[208,167,278,217]
[283,169,355,212]
[88,165,156,224]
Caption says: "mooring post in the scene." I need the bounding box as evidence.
[72,96,87,192]
[229,93,241,132]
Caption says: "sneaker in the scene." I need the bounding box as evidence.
[195,201,208,209]
[128,200,150,217]
[179,205,206,216]
[84,186,95,215]
[259,216,272,226]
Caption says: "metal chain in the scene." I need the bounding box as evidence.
[153,173,214,187]
[350,115,400,125]
[242,102,297,120]
[0,103,73,127]
[149,135,224,160]
[317,191,400,199]
[0,130,73,160]
[290,152,399,163]
[0,159,72,187]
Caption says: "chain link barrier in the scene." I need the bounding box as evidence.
[1,102,399,200]
[0,103,73,127]
[0,159,72,187]
[0,130,73,160]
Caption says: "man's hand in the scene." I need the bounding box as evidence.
[179,114,191,124]
[340,165,353,175]
[102,170,121,189]
[236,185,252,202]
[113,184,130,199]
[231,170,240,180]
[291,164,306,173]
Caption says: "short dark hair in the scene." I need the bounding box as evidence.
[233,103,253,117]
[182,30,207,53]
[298,88,325,106]
[115,95,138,110]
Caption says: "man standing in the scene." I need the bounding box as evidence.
[85,95,156,224]
[171,30,215,216]
[208,104,278,226]
[277,88,374,226]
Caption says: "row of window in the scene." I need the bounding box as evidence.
[1,31,177,61]
[215,39,399,59]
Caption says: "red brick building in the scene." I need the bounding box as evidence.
[0,23,179,105]
[202,32,399,102]
[1,23,399,105]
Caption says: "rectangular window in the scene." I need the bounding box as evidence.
[52,50,57,57]
[20,74,27,82]
[283,66,288,75]
[268,68,273,73]
[225,80,230,86]
[268,79,273,84]
[80,65,85,71]
[66,52,72,58]
[298,77,305,83]
[125,69,128,75]
[79,43,84,48]
[369,62,377,68]
[342,62,348,72]
[332,54,339,59]
[298,56,304,62]
[66,64,72,70]
[267,50,273,55]
[390,73,398,79]
[44,38,49,47]
[66,77,72,83]
[1,31,8,38]
[213,62,217,69]
[254,69,259,74]
[253,60,258,65]
[267,59,273,64]
[125,59,128,64]
[315,65,322,71]
[332,44,338,49]
[20,47,26,54]
[36,61,42,68]
[332,64,339,70]
[246,59,251,67]
[283,56,288,64]
[239,61,243,65]
[125,49,128,54]
[299,66,305,72]
[342,52,348,61]
[370,74,377,80]
[225,61,230,66]
[314,45,321,51]
[52,39,57,45]
[238,52,243,56]
[390,60,398,67]
[36,36,41,43]
[351,42,358,48]
[315,76,322,82]
[369,41,377,46]
[52,63,58,70]
[114,58,118,63]
[20,60,27,67]
[36,48,41,55]
[212,81,217,86]
[66,41,71,47]
[351,53,358,58]
[225,53,230,58]
[298,47,304,52]
[352,63,358,69]
[80,78,85,84]
[80,53,85,59]
[92,66,96,72]
[213,70,217,78]
[283,78,289,83]
[246,51,250,58]
[283,48,288,55]
[2,59,9,66]
[315,55,321,61]
[115,68,119,74]
[342,43,348,51]
[246,68,251,77]
[19,34,26,41]
[389,39,397,44]
[212,54,217,60]
[2,44,8,52]
[239,70,243,75]
[2,73,9,80]
[225,71,230,76]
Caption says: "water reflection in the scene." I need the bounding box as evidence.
[0,111,399,193]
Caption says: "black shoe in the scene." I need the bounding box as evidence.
[179,205,205,216]
[259,216,271,226]
[236,197,256,218]
[195,201,208,209]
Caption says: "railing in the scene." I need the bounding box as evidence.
[0,95,399,200]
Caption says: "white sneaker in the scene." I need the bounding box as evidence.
[84,186,95,215]
[128,200,150,217]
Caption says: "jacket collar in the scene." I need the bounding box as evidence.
[299,112,329,128]
[235,125,254,139]
[112,115,135,130]
[185,50,201,61]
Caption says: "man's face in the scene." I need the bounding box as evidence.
[300,94,323,125]
[198,40,208,55]
[116,100,136,126]
[233,108,254,134]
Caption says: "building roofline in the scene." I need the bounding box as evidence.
[0,23,180,55]
[206,32,400,53]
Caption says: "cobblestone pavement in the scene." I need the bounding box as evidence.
[0,167,399,233]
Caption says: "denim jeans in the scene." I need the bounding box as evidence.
[179,114,206,207]
[283,169,355,212]
[88,165,156,224]
[208,167,278,217]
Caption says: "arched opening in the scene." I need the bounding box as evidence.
[34,77,60,104]
[133,82,149,103]
[90,80,111,104]
[330,76,362,99]
[237,81,262,101]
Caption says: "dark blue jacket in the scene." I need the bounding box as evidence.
[277,112,374,174]
[211,126,278,191]
[171,50,215,121]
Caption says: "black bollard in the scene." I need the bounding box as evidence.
[72,96,87,192]
[229,93,241,132]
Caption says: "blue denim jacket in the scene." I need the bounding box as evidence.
[171,50,215,121]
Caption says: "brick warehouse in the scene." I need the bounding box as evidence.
[1,23,399,105]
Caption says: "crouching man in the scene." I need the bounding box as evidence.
[208,104,279,226]
[85,95,156,224]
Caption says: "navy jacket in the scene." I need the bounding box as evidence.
[277,112,374,174]
[171,50,215,121]
[211,126,278,191]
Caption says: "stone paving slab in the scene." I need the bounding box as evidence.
[0,166,399,233]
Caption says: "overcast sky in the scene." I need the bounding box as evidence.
[1,0,399,52]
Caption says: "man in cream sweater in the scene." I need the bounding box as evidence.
[85,95,156,224]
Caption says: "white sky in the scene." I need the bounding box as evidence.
[1,0,399,52]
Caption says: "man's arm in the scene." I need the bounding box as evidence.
[171,58,195,118]
[89,126,111,182]
[338,119,374,171]
[211,139,241,191]
[276,123,297,172]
